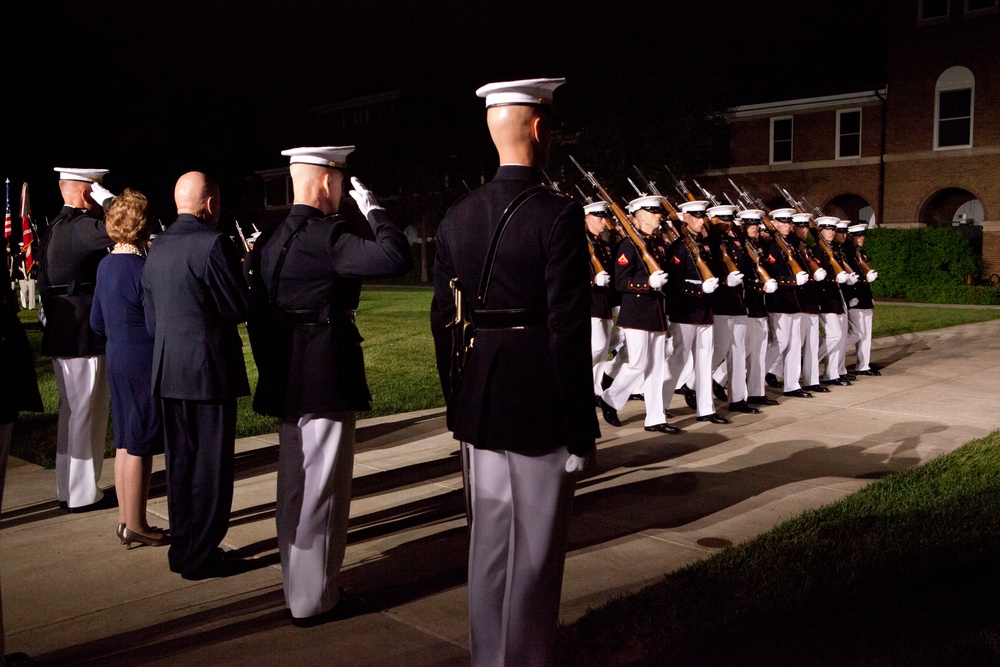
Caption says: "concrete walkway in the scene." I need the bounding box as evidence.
[3,319,1000,666]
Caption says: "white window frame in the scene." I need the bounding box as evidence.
[770,116,793,164]
[918,0,951,23]
[934,66,974,150]
[964,0,998,16]
[836,108,863,159]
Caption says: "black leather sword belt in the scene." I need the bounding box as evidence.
[280,308,357,326]
[472,308,547,330]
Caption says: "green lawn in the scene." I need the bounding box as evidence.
[558,430,1000,666]
[11,296,1000,468]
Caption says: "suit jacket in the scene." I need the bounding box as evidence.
[665,233,714,325]
[613,231,669,332]
[430,165,599,456]
[37,204,112,356]
[841,244,875,309]
[142,214,249,401]
[246,204,411,418]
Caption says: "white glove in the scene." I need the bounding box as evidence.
[849,297,859,308]
[795,271,809,286]
[835,271,849,284]
[847,273,859,285]
[866,270,878,283]
[594,270,610,287]
[702,276,720,294]
[726,271,744,287]
[348,176,383,218]
[648,270,667,289]
[813,268,827,282]
[565,448,596,474]
[763,278,778,294]
[89,183,115,206]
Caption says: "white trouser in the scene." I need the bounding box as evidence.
[590,317,613,395]
[602,328,669,426]
[847,308,874,371]
[744,316,769,397]
[468,445,575,667]
[801,313,820,387]
[277,412,356,618]
[19,279,35,310]
[836,308,850,376]
[711,314,748,403]
[663,322,715,417]
[817,312,845,381]
[765,313,803,392]
[53,356,110,507]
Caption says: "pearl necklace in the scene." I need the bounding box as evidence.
[113,242,146,257]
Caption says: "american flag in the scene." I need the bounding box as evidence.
[3,178,11,239]
[20,181,35,273]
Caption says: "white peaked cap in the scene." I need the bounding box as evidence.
[770,207,797,221]
[836,220,850,231]
[627,195,667,214]
[584,201,611,215]
[707,204,738,218]
[677,200,709,214]
[792,212,814,224]
[816,216,840,228]
[848,223,868,234]
[54,168,109,183]
[281,146,355,168]
[476,77,565,108]
[737,209,764,221]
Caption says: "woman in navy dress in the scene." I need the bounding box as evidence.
[90,189,167,547]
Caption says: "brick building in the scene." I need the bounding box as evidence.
[700,0,1000,279]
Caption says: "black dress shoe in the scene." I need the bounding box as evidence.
[822,378,851,387]
[696,413,730,424]
[629,393,645,401]
[290,589,365,628]
[783,389,813,398]
[842,373,857,381]
[804,384,831,393]
[597,396,621,427]
[765,373,782,389]
[747,395,780,406]
[856,369,881,376]
[683,389,697,410]
[712,381,728,401]
[66,490,118,513]
[181,552,254,580]
[644,423,681,434]
[728,401,761,414]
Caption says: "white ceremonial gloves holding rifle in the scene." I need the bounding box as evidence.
[795,271,809,286]
[348,176,384,218]
[835,271,850,284]
[89,183,115,207]
[648,270,667,289]
[726,271,744,287]
[846,272,860,285]
[594,271,610,287]
[813,267,827,281]
[702,276,720,294]
[763,278,778,293]
[866,270,878,283]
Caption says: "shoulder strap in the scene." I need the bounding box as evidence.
[476,185,547,308]
[266,219,311,308]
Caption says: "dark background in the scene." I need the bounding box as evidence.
[2,0,887,228]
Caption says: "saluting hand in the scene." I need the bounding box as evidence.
[348,177,384,218]
[90,183,115,206]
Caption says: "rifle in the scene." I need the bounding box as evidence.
[234,219,250,253]
[776,185,846,277]
[665,170,717,282]
[801,195,859,276]
[569,155,661,274]
[728,179,806,278]
[721,192,774,285]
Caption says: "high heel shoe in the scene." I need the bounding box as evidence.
[117,523,126,544]
[122,528,171,549]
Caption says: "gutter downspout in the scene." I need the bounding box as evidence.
[875,87,887,228]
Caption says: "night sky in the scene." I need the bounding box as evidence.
[3,0,887,223]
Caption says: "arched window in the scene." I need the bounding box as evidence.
[935,66,974,149]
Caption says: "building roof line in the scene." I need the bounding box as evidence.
[727,87,888,118]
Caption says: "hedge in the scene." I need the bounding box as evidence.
[863,227,981,301]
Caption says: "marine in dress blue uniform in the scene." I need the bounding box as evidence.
[142,172,250,580]
[430,78,599,667]
[791,213,831,394]
[585,201,618,397]
[842,223,880,375]
[245,146,411,624]
[812,216,852,386]
[37,168,113,511]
